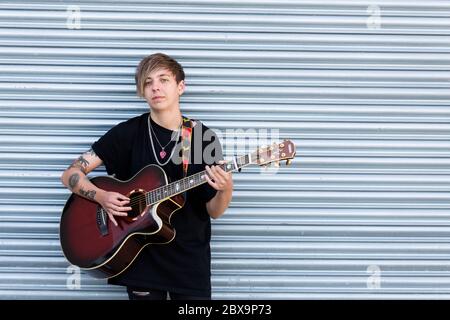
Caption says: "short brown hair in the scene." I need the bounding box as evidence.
[135,53,185,97]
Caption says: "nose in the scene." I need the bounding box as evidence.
[151,80,161,92]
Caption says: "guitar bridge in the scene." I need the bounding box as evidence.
[96,207,109,236]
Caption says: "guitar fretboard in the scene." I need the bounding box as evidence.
[145,153,254,205]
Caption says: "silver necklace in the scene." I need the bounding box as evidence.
[148,115,181,166]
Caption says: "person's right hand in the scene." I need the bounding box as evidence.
[97,191,132,226]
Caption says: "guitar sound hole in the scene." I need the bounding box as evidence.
[128,191,146,219]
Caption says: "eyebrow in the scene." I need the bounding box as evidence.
[146,74,170,80]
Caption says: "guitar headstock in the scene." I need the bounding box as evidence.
[253,139,296,167]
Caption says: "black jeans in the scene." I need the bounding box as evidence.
[127,287,211,300]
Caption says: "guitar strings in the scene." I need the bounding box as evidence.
[123,150,281,209]
[121,151,279,209]
[122,161,232,208]
[114,150,280,209]
[120,154,239,208]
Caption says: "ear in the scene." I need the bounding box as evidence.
[178,80,185,96]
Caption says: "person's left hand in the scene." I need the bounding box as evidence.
[205,160,233,192]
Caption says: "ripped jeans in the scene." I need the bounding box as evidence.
[126,287,211,300]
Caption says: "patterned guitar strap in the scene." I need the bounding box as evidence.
[181,115,193,178]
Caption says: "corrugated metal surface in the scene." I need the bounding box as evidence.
[1,0,450,299]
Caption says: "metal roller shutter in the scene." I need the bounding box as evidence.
[0,0,449,299]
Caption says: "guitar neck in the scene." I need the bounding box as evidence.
[145,152,255,205]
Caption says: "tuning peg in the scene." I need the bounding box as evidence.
[286,159,292,166]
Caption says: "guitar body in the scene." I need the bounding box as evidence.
[59,139,296,279]
[59,164,185,279]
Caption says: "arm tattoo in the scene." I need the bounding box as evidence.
[68,173,80,190]
[76,155,90,167]
[68,155,90,175]
[79,187,96,201]
[67,149,99,174]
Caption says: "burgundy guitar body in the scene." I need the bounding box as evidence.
[59,164,185,279]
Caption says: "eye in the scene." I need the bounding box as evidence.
[161,78,168,83]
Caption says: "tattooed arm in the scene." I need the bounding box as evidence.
[60,148,105,202]
[60,148,131,226]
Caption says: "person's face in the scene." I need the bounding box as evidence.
[143,68,185,112]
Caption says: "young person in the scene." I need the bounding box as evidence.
[61,53,233,300]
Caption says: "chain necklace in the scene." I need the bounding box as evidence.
[148,115,181,166]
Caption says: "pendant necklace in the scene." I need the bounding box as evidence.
[148,115,181,166]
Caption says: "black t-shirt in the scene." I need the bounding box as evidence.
[91,112,223,296]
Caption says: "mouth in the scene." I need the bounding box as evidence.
[152,96,165,101]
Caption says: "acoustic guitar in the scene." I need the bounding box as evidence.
[59,140,296,279]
